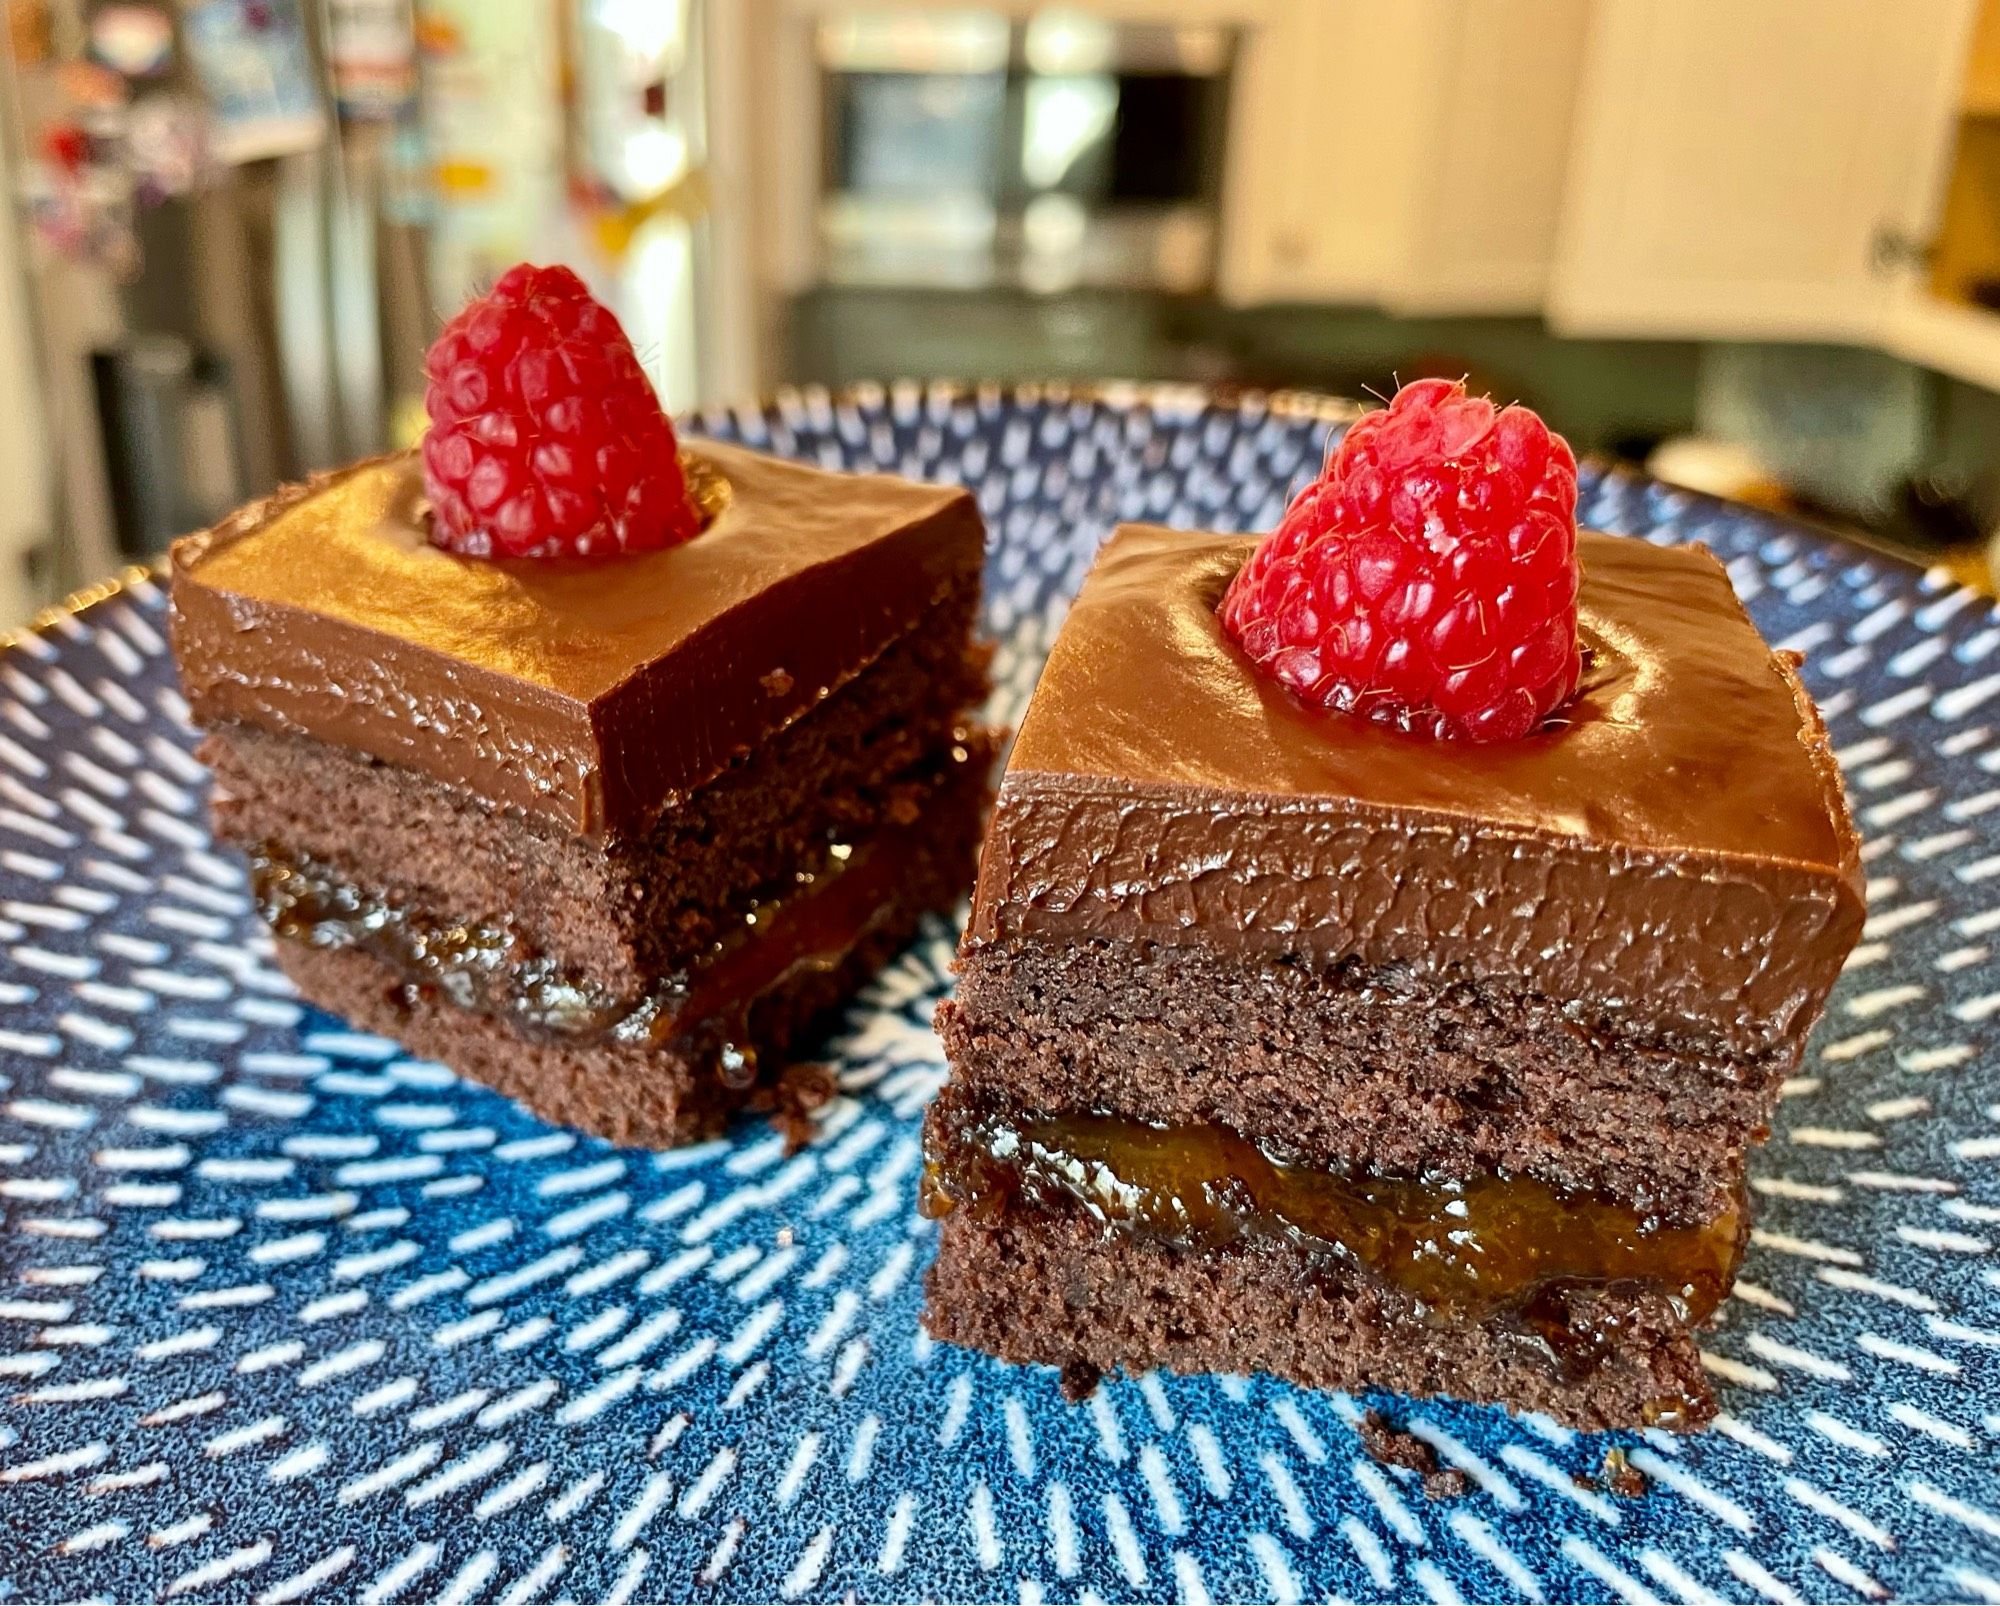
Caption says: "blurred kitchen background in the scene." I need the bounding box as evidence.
[5,0,2000,629]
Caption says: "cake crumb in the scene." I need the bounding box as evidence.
[1359,1410,1431,1471]
[1603,1447,1648,1498]
[1359,1409,1463,1498]
[760,667,795,697]
[1059,1361,1102,1403]
[764,1061,837,1153]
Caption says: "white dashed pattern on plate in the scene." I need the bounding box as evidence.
[1,382,1997,1603]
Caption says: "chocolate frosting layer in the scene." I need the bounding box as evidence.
[170,441,983,836]
[968,525,1865,1053]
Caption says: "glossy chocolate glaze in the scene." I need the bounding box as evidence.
[969,526,1865,1054]
[923,1103,1742,1423]
[170,442,983,836]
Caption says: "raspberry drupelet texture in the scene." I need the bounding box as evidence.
[421,263,700,559]
[1219,377,1582,743]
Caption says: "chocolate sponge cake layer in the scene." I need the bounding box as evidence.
[203,575,987,1005]
[925,1207,1716,1433]
[920,1089,1741,1430]
[940,934,1787,1224]
[200,655,994,1143]
[274,768,983,1146]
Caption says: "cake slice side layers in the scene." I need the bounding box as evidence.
[174,431,995,1147]
[924,498,1862,1428]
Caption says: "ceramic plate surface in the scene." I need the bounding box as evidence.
[2,384,1998,1604]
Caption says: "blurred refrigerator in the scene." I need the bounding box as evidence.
[0,0,736,617]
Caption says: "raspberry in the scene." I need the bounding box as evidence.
[421,263,699,559]
[1218,377,1581,743]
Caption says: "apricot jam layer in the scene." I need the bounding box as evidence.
[252,830,905,1050]
[922,1108,1743,1330]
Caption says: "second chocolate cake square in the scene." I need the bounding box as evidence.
[923,519,1863,1429]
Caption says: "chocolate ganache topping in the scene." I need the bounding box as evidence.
[169,441,983,837]
[968,525,1864,1056]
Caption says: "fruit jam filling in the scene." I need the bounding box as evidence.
[924,1102,1742,1399]
[252,827,916,1048]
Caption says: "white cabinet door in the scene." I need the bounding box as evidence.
[1548,0,1975,342]
[1218,0,1432,304]
[1218,0,1590,314]
[1388,0,1592,314]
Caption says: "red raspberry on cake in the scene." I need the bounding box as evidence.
[422,262,700,559]
[1219,376,1582,743]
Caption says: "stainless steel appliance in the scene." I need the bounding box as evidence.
[809,8,1237,294]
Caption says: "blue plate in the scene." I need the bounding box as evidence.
[2,383,1997,1603]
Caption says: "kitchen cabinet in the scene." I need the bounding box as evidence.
[1884,0,2000,390]
[1547,0,1976,344]
[1219,0,1590,314]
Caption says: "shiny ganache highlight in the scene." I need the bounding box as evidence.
[169,441,982,836]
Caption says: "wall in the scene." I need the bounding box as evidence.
[0,142,52,624]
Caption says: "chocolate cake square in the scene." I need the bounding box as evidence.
[173,440,992,1146]
[923,523,1863,1429]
